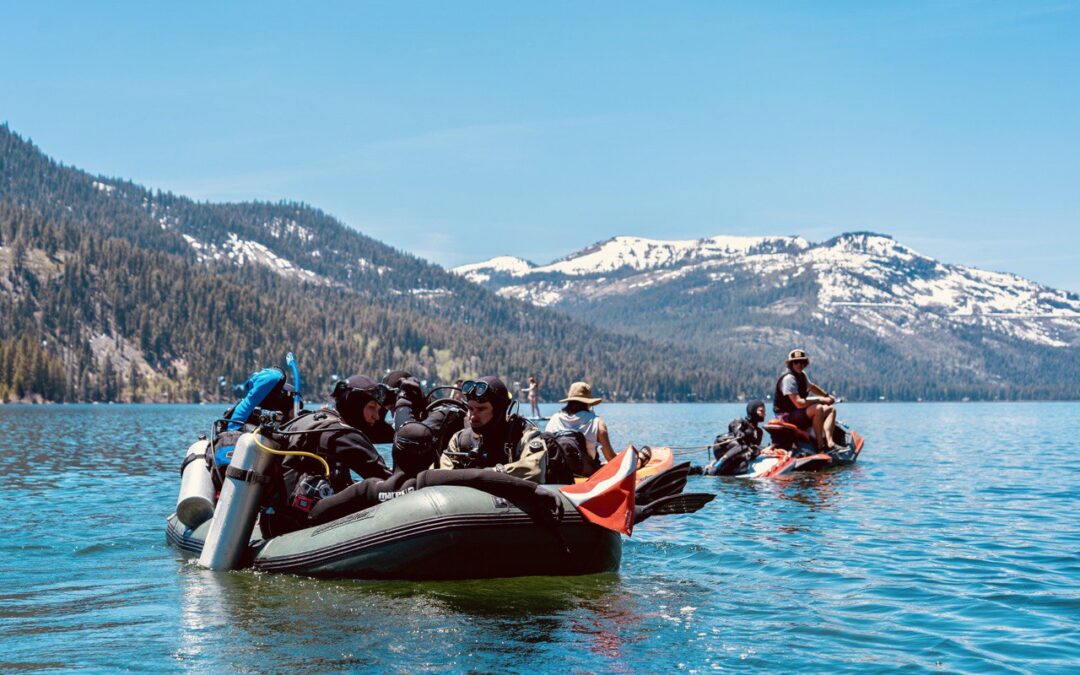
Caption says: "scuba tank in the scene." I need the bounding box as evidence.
[198,429,282,571]
[176,438,215,528]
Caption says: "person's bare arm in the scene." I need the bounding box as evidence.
[596,418,616,461]
[807,383,834,403]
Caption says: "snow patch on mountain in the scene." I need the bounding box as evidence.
[457,231,1080,348]
[180,232,331,285]
[455,256,535,283]
[453,235,809,281]
[265,217,314,242]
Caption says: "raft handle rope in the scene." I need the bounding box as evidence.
[252,426,332,478]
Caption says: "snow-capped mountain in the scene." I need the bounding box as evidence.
[455,232,1080,399]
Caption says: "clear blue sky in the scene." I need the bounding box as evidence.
[2,1,1078,290]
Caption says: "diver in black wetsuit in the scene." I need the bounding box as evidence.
[304,399,557,520]
[729,399,766,448]
[699,399,767,476]
[259,374,397,537]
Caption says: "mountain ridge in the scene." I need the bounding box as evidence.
[454,231,1080,399]
[0,124,734,403]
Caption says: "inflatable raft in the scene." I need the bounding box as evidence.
[168,485,620,579]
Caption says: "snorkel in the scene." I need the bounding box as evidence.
[286,352,303,418]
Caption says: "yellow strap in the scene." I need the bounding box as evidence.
[252,427,331,477]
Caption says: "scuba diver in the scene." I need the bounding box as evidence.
[439,376,550,483]
[701,399,767,476]
[731,399,766,448]
[259,374,396,537]
[208,367,299,491]
[774,349,837,450]
[307,416,560,525]
[383,370,467,448]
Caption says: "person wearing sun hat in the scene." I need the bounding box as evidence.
[773,349,836,450]
[545,381,617,465]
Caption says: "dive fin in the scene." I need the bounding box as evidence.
[633,492,715,524]
[635,461,691,504]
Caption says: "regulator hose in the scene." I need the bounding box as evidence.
[252,427,331,477]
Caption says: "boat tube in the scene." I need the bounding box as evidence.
[169,485,623,579]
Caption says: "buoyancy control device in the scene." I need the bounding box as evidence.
[176,438,215,528]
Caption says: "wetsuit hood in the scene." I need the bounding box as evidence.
[746,399,765,424]
[383,370,412,389]
[470,376,511,434]
[393,421,436,477]
[336,374,384,431]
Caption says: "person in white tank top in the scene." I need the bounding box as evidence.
[545,381,616,463]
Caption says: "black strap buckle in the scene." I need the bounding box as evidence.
[225,465,272,485]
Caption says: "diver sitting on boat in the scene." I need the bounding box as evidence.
[259,374,397,537]
[308,416,561,525]
[774,349,837,450]
[439,376,550,483]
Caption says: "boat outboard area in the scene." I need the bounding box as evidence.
[168,361,714,581]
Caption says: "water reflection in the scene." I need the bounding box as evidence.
[174,564,640,671]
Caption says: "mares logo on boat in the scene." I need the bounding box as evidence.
[378,487,416,502]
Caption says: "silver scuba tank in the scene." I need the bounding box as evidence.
[198,431,281,570]
[176,439,215,528]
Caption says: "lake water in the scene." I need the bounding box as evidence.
[1,402,1078,672]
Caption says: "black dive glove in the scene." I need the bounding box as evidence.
[395,377,426,411]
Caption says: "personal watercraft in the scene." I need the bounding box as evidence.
[762,419,864,472]
[698,422,863,479]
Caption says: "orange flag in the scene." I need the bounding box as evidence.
[559,446,639,535]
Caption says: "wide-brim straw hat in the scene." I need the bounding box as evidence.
[560,381,603,406]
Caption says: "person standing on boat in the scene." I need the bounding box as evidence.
[440,376,549,482]
[774,349,836,450]
[545,381,616,464]
[522,376,541,418]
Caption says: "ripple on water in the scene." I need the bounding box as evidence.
[1,402,1079,672]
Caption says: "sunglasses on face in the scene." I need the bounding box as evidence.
[333,380,397,406]
[460,380,489,400]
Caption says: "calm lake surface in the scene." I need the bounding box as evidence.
[1,402,1078,673]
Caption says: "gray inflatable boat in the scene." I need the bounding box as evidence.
[167,485,621,580]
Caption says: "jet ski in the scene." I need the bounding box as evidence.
[762,419,864,471]
[696,419,862,479]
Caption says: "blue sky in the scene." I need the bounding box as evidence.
[2,1,1078,290]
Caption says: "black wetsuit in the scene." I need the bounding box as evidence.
[308,468,559,525]
[260,408,394,537]
[728,416,763,448]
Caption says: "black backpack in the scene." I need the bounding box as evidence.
[707,432,757,476]
[541,429,598,484]
[421,401,468,456]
